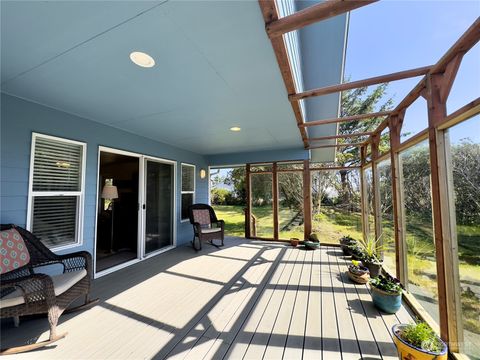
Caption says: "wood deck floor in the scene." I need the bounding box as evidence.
[1,238,413,359]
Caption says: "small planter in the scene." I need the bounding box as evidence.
[370,285,402,314]
[351,251,364,261]
[364,260,382,278]
[304,241,320,250]
[341,244,352,256]
[347,265,370,284]
[290,238,299,247]
[392,324,448,360]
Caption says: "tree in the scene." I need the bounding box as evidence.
[336,82,394,205]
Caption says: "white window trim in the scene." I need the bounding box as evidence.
[26,132,87,252]
[180,163,196,222]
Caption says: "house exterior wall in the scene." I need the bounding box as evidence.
[0,93,209,255]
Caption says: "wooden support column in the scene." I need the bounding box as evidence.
[272,163,279,240]
[423,68,463,349]
[360,146,369,242]
[303,159,312,240]
[388,114,407,283]
[370,134,382,242]
[245,164,251,238]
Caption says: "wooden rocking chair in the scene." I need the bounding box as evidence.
[188,204,225,251]
[0,224,98,355]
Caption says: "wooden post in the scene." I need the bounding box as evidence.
[272,162,279,240]
[370,134,382,243]
[303,159,312,240]
[423,69,463,349]
[245,164,251,239]
[388,114,408,283]
[360,146,369,242]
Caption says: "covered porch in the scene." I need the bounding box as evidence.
[1,238,413,359]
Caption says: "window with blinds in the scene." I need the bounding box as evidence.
[28,134,86,249]
[181,164,195,221]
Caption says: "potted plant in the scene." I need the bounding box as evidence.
[369,274,403,313]
[348,243,365,261]
[347,260,370,284]
[392,322,447,360]
[308,233,320,242]
[290,238,299,247]
[358,235,384,277]
[340,235,356,255]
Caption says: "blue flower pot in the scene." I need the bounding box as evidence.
[370,285,402,314]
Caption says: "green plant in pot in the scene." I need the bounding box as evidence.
[392,322,447,360]
[348,243,365,261]
[369,274,403,313]
[339,235,356,255]
[358,235,384,277]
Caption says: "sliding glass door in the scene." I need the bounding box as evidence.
[144,159,175,255]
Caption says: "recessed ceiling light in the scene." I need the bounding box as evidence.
[129,51,155,68]
[230,126,241,132]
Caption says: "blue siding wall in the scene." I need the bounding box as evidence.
[0,94,209,254]
[206,147,309,167]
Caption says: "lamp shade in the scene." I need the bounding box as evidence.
[101,185,118,200]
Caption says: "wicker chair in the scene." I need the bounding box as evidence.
[0,224,97,354]
[188,204,225,251]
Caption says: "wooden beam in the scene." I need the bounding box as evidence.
[258,1,309,148]
[310,165,361,171]
[266,0,377,38]
[388,114,407,283]
[272,162,279,240]
[303,160,312,240]
[245,164,251,238]
[290,66,432,101]
[300,111,392,127]
[431,17,480,74]
[370,134,382,243]
[439,96,480,130]
[307,142,363,149]
[424,72,457,347]
[309,132,373,142]
[360,146,369,243]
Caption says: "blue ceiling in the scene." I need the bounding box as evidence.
[1,0,346,156]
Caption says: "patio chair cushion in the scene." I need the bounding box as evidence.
[0,269,87,308]
[0,228,31,274]
[200,228,222,234]
[192,209,211,225]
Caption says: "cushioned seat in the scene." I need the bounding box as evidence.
[201,228,222,234]
[1,269,87,308]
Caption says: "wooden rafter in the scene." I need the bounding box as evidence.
[299,111,392,127]
[258,1,309,148]
[370,18,480,141]
[266,0,377,38]
[307,142,363,149]
[290,66,432,101]
[309,132,373,142]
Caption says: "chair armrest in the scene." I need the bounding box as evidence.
[214,220,225,230]
[56,251,93,275]
[193,222,202,233]
[1,273,56,306]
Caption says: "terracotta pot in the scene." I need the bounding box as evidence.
[290,238,299,247]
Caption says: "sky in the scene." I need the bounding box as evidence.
[344,0,480,143]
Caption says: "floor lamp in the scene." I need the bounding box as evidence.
[101,184,118,253]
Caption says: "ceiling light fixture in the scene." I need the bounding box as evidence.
[129,51,155,68]
[230,126,241,132]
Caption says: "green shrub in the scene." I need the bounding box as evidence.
[400,322,444,353]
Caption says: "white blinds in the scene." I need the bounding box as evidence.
[33,137,83,192]
[32,196,77,247]
[182,164,195,192]
[29,134,85,249]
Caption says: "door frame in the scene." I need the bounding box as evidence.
[142,155,177,259]
[93,147,177,278]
